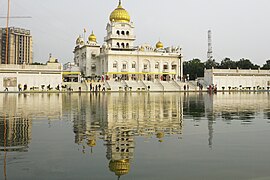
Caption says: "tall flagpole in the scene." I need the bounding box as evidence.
[5,0,11,64]
[83,28,86,44]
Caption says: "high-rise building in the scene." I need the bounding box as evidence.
[0,27,33,64]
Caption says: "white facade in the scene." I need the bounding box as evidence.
[0,63,62,91]
[204,68,270,90]
[73,1,183,81]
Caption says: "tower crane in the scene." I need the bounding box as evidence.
[1,0,31,64]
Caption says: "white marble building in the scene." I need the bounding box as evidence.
[204,68,270,90]
[0,58,62,91]
[74,0,183,82]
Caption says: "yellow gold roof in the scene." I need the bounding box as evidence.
[156,132,164,139]
[88,31,97,42]
[156,41,164,49]
[109,0,130,23]
[109,159,130,177]
[87,139,96,147]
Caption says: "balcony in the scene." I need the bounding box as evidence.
[104,34,136,41]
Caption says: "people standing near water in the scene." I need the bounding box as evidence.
[98,84,101,91]
[90,83,92,91]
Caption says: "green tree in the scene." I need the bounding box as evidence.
[204,59,219,69]
[183,59,204,80]
[220,57,237,69]
[236,58,258,69]
[262,60,270,69]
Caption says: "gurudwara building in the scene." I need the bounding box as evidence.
[74,1,183,84]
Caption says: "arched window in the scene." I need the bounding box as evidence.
[113,61,117,68]
[121,43,125,48]
[155,62,159,69]
[126,43,129,48]
[163,63,168,70]
[121,31,125,35]
[91,64,96,70]
[122,62,127,69]
[116,42,120,48]
[126,31,129,36]
[144,64,148,70]
[172,62,177,70]
[116,30,120,35]
[132,62,136,68]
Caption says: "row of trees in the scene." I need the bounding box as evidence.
[183,58,270,80]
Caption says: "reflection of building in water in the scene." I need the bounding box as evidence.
[70,93,183,179]
[63,94,104,147]
[0,116,31,152]
[203,93,270,148]
[204,93,270,121]
[0,93,63,152]
[105,93,183,179]
[0,94,62,120]
[183,93,205,119]
[106,127,134,179]
[106,93,183,136]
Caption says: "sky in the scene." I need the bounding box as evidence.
[0,0,269,65]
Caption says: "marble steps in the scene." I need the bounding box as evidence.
[142,81,164,91]
[125,81,147,91]
[105,81,124,91]
[160,81,181,91]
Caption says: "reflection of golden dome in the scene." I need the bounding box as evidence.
[110,0,130,23]
[156,132,164,139]
[76,36,84,45]
[156,41,164,49]
[87,139,96,147]
[88,31,97,42]
[109,159,130,177]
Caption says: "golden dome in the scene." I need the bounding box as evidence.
[76,36,84,45]
[110,0,130,23]
[88,31,97,42]
[87,139,96,147]
[156,132,164,139]
[156,41,164,49]
[156,132,164,143]
[109,159,130,177]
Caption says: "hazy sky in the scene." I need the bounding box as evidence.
[0,0,269,65]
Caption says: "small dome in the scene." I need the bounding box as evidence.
[76,36,84,45]
[87,139,96,147]
[110,0,130,23]
[156,41,164,49]
[109,159,130,177]
[156,132,164,139]
[156,132,164,143]
[88,31,97,43]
